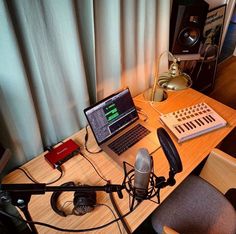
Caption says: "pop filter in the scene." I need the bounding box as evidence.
[157,128,182,174]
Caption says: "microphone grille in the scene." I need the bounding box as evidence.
[135,148,152,173]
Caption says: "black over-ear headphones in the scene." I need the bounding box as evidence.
[50,181,97,217]
[157,127,183,175]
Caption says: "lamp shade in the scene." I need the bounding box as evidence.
[148,52,192,102]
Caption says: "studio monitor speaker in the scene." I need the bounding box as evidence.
[170,0,209,55]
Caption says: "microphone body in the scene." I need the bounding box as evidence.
[134,148,153,200]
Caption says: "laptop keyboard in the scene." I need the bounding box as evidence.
[108,124,151,155]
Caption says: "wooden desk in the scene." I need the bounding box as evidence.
[3,88,236,234]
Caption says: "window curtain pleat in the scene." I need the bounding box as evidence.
[0,0,171,175]
[121,0,159,96]
[94,0,122,100]
[0,1,43,170]
[74,0,97,104]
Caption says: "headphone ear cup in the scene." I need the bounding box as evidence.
[157,128,183,174]
[50,181,75,217]
[73,186,96,216]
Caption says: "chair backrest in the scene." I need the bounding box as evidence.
[200,148,236,194]
[151,175,236,234]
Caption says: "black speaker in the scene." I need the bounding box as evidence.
[170,0,209,55]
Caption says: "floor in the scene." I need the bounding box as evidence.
[208,56,236,157]
[210,56,236,110]
[208,8,236,157]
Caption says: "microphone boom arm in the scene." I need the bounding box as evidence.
[0,183,124,234]
[0,183,124,198]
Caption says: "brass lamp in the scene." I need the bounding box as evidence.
[144,51,192,102]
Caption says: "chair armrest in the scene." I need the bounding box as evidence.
[200,148,236,194]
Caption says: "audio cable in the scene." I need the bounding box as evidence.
[78,151,129,233]
[59,199,123,234]
[79,151,109,183]
[109,188,131,234]
[0,202,139,232]
[16,166,64,185]
[84,125,102,154]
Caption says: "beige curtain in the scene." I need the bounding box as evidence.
[0,0,171,175]
[95,0,171,98]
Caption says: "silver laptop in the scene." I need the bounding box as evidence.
[84,88,160,167]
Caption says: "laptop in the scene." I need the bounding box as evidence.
[84,88,160,167]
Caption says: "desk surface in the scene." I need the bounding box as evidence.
[3,88,236,234]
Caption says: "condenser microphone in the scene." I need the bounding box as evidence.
[134,148,153,200]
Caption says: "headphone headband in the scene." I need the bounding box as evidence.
[50,182,96,217]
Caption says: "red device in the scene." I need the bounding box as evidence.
[44,139,80,169]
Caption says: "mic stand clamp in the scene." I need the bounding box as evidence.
[166,170,176,186]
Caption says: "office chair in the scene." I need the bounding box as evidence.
[151,148,236,234]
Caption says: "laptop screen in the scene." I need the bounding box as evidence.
[84,88,139,145]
